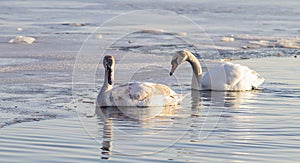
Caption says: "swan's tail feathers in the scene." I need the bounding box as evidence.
[251,72,265,89]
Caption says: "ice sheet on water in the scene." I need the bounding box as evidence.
[1,0,300,129]
[0,83,76,128]
[9,36,35,44]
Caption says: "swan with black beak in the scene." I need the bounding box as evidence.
[97,55,184,107]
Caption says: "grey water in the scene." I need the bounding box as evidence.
[0,0,300,162]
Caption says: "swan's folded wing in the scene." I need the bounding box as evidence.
[129,82,182,106]
[152,83,184,106]
[111,82,162,107]
[228,63,264,90]
[225,63,250,90]
[111,82,183,107]
[202,63,245,90]
[202,63,262,91]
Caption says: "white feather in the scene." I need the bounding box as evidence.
[171,50,264,91]
[110,82,183,107]
[202,62,264,91]
[97,56,184,107]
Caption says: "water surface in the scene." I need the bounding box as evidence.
[0,0,300,162]
[1,57,299,162]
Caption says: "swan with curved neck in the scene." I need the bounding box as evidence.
[97,55,184,107]
[170,50,264,91]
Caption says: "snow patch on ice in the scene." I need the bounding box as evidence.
[9,36,35,44]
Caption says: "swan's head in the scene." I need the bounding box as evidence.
[103,55,115,85]
[169,50,190,76]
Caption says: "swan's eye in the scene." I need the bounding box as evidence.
[171,59,177,65]
[106,59,113,66]
[105,60,113,69]
[176,56,184,64]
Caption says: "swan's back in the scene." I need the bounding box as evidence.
[202,62,264,91]
[111,82,183,107]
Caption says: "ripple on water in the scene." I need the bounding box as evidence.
[0,118,100,163]
[0,58,38,67]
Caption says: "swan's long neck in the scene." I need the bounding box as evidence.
[187,54,202,90]
[98,68,114,106]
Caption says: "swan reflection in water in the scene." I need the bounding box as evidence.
[95,105,180,159]
[189,89,259,142]
[95,89,259,159]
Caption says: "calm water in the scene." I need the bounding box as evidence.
[0,0,300,162]
[1,57,299,162]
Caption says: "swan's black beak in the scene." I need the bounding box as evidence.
[170,63,178,76]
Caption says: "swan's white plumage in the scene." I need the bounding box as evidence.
[201,62,264,91]
[110,82,183,107]
[170,50,264,91]
[97,55,183,107]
